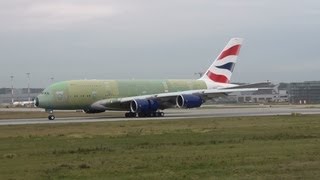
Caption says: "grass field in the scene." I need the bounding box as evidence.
[1,115,320,179]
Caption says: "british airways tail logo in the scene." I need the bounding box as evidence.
[206,44,241,83]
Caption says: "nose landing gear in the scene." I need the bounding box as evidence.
[48,115,55,120]
[46,109,55,120]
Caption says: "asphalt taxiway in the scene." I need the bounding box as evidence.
[0,105,320,126]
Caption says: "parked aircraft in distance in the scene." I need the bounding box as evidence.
[35,38,263,120]
[13,101,34,107]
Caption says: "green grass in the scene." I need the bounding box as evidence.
[1,115,320,179]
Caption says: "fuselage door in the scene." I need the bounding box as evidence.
[91,91,97,100]
[55,91,65,101]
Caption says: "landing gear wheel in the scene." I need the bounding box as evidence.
[138,112,146,117]
[125,112,136,118]
[156,112,164,117]
[48,115,55,120]
[125,111,164,118]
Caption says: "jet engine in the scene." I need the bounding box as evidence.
[176,94,203,108]
[130,99,159,113]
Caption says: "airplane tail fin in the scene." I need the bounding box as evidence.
[200,38,243,84]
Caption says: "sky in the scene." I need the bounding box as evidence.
[0,0,320,88]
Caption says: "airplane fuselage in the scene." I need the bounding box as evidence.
[36,79,207,110]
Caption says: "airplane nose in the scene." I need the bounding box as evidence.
[34,97,39,107]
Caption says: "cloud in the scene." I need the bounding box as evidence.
[0,1,119,31]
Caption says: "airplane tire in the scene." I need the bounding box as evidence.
[132,112,164,118]
[138,112,146,117]
[125,112,136,118]
[48,115,55,120]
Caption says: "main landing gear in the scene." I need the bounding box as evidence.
[125,111,164,118]
[46,109,55,120]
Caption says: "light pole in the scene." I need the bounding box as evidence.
[26,73,30,102]
[10,75,14,104]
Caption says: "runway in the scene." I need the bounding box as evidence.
[1,105,320,126]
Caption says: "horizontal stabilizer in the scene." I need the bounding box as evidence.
[224,82,273,89]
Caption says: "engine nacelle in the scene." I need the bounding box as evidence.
[130,99,159,113]
[83,108,105,114]
[176,94,203,108]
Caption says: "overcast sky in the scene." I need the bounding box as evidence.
[0,0,319,88]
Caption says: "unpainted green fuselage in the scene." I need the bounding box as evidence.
[37,79,207,110]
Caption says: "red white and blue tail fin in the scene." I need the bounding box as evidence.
[200,38,243,85]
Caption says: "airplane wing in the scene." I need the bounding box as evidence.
[89,88,258,112]
[120,88,258,102]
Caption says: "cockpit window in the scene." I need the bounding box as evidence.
[42,92,50,95]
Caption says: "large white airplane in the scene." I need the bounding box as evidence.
[35,38,266,120]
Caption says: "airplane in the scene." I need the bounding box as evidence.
[35,38,264,120]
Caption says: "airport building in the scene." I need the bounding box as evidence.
[288,81,320,104]
[228,81,320,104]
